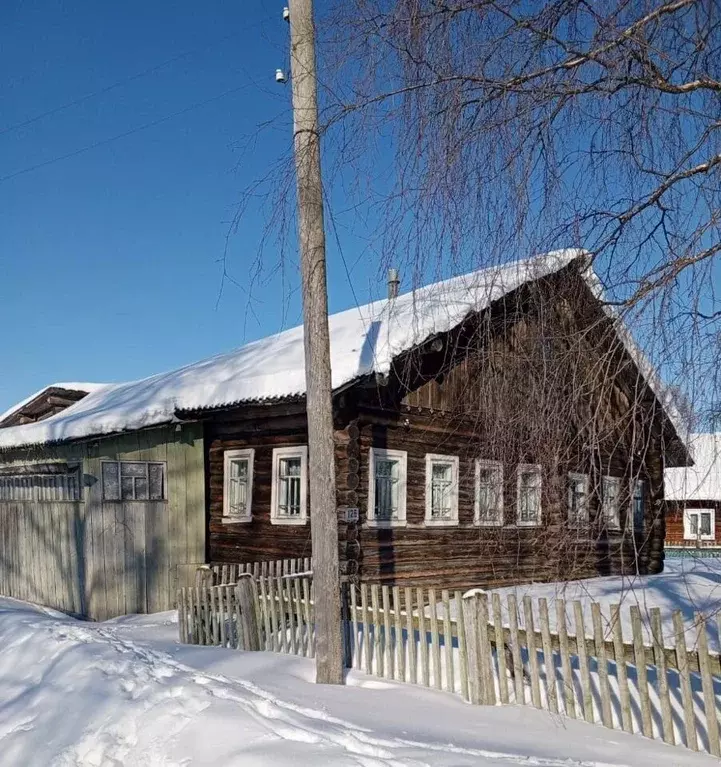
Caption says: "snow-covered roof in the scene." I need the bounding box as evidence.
[0,383,109,425]
[0,249,683,451]
[665,433,721,501]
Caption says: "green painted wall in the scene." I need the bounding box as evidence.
[0,422,206,619]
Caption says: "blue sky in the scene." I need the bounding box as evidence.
[0,0,385,412]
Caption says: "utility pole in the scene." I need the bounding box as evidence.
[287,0,344,684]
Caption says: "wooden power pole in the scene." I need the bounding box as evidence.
[287,0,344,684]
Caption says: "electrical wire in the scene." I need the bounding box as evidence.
[0,23,266,137]
[0,81,255,184]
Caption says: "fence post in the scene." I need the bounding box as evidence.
[462,591,482,704]
[236,575,260,651]
[673,609,698,751]
[341,581,353,669]
[696,612,720,757]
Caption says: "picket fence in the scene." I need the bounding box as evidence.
[177,561,721,758]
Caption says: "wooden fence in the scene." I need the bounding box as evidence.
[177,563,721,758]
[463,590,721,756]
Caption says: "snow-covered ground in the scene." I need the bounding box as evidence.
[491,556,721,648]
[0,596,716,767]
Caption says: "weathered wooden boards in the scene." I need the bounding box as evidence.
[462,591,721,758]
[0,424,206,621]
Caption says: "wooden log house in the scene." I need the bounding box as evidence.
[0,249,690,618]
[664,433,721,554]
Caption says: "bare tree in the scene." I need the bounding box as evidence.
[306,0,720,416]
[224,1,721,614]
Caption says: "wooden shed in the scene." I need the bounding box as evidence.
[0,249,690,617]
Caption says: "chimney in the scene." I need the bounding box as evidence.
[387,267,400,300]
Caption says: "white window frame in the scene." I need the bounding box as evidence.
[628,478,646,531]
[683,508,716,541]
[601,475,622,531]
[222,449,255,523]
[567,472,590,527]
[516,464,542,527]
[474,459,504,527]
[367,448,407,528]
[424,454,459,526]
[270,446,308,526]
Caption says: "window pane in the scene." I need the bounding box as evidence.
[568,476,587,523]
[431,462,453,518]
[689,513,699,535]
[375,458,398,520]
[102,463,120,500]
[135,476,148,500]
[121,476,135,500]
[228,459,248,516]
[633,481,645,528]
[121,462,147,478]
[477,467,500,522]
[701,513,712,536]
[279,457,302,516]
[519,470,540,522]
[148,464,164,500]
[602,477,620,528]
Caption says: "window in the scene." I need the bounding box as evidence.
[0,469,80,502]
[601,476,621,531]
[271,446,308,525]
[567,472,589,526]
[425,454,459,526]
[629,479,646,531]
[516,464,542,526]
[223,449,254,522]
[684,509,715,541]
[474,460,503,526]
[368,448,407,527]
[102,461,165,501]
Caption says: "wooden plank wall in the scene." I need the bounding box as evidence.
[0,423,206,620]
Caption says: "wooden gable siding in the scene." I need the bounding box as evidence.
[0,423,205,620]
[665,500,721,548]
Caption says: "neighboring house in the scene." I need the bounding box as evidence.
[665,433,721,552]
[0,382,107,427]
[0,249,689,619]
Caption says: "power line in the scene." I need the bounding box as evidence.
[0,28,253,138]
[0,82,254,184]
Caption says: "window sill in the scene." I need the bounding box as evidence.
[424,518,459,528]
[270,516,308,526]
[684,537,716,543]
[103,498,167,504]
[516,520,541,528]
[221,516,252,525]
[365,520,407,529]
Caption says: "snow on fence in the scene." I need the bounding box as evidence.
[177,562,721,759]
